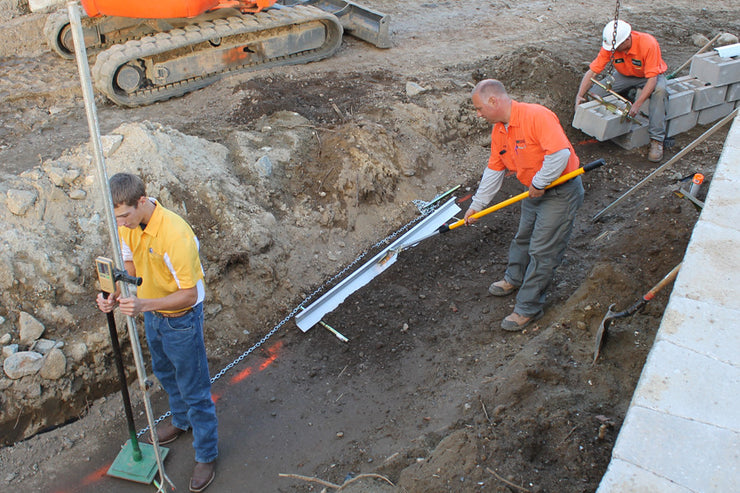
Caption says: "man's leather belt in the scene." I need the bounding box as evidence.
[154,307,193,318]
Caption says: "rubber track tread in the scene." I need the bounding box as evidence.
[92,6,342,107]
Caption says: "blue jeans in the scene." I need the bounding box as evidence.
[144,303,218,463]
[504,176,584,316]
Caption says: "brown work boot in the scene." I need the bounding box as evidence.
[648,139,664,162]
[488,279,517,297]
[500,310,544,332]
[142,420,186,445]
[190,461,216,492]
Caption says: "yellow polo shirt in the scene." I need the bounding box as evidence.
[119,199,205,311]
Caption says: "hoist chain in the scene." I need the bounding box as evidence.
[136,205,434,437]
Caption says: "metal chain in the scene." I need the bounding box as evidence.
[607,0,621,77]
[137,206,434,437]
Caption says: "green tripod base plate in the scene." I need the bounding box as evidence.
[107,439,169,484]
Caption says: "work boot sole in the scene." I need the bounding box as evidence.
[501,310,544,332]
[488,281,517,297]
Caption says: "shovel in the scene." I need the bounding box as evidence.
[439,158,606,234]
[593,263,681,364]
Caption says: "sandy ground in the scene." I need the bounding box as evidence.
[1,1,739,492]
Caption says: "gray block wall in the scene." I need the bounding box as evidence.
[572,49,740,147]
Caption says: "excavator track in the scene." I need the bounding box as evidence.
[91,5,343,107]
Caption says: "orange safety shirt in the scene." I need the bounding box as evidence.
[487,101,579,187]
[590,31,667,79]
[119,199,205,312]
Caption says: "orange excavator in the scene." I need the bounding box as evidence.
[44,0,389,106]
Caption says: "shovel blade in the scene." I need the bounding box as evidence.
[593,303,618,364]
[295,198,461,331]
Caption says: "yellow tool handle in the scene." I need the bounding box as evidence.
[442,159,605,233]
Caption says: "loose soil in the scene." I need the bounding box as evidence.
[1,1,738,492]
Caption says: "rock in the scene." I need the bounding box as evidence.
[255,155,273,177]
[0,333,10,345]
[406,81,428,97]
[40,348,66,380]
[716,33,739,46]
[19,312,45,344]
[2,343,18,358]
[68,189,87,200]
[46,167,66,187]
[101,134,124,156]
[691,33,710,47]
[29,0,66,12]
[3,351,44,379]
[32,338,63,354]
[6,189,37,216]
[67,342,88,362]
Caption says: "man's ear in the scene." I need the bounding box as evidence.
[137,195,148,207]
[487,96,496,107]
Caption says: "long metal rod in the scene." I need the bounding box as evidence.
[593,109,738,221]
[66,2,172,489]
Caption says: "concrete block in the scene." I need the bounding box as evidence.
[665,79,695,119]
[697,101,735,125]
[693,83,727,110]
[689,51,740,87]
[726,81,740,102]
[611,406,740,493]
[610,120,650,149]
[572,96,637,141]
[666,111,698,137]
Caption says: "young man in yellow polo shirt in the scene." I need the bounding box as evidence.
[96,173,217,492]
[575,20,668,162]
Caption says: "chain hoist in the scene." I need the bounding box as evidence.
[605,0,622,88]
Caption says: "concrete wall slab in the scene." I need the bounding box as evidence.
[598,458,695,493]
[659,297,739,367]
[632,340,740,430]
[610,406,740,492]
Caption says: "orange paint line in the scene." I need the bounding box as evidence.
[259,353,278,371]
[576,138,599,145]
[81,464,110,486]
[230,366,253,384]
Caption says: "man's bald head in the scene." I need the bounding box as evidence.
[472,79,508,101]
[471,79,512,124]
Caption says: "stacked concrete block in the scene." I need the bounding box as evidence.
[666,111,699,137]
[689,51,740,87]
[697,101,735,125]
[572,96,641,141]
[692,83,727,110]
[611,120,650,150]
[727,82,740,102]
[664,76,697,118]
[574,50,740,144]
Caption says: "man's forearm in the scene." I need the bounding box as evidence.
[470,167,505,211]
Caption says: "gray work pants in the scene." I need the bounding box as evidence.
[595,72,668,142]
[503,176,584,317]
